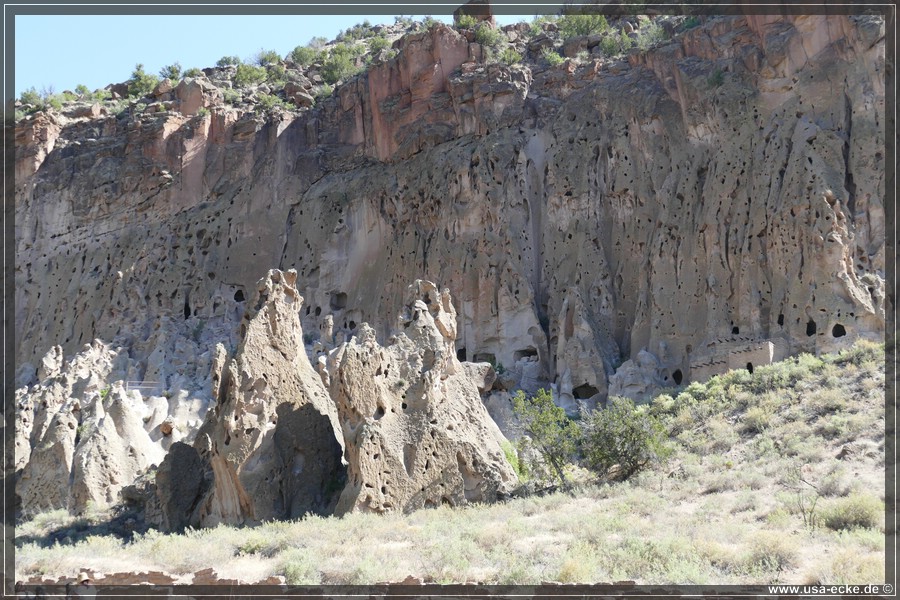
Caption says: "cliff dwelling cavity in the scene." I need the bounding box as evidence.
[274,403,346,519]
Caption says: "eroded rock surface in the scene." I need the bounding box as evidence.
[155,269,346,529]
[14,14,887,518]
[15,341,202,514]
[322,280,517,514]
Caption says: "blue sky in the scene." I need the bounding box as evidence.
[14,12,537,97]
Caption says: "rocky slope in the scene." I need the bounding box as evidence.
[13,13,887,518]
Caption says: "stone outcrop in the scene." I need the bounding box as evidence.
[15,341,203,514]
[152,273,515,528]
[154,269,346,529]
[322,280,517,513]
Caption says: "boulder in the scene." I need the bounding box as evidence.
[607,350,668,402]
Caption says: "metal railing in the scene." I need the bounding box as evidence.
[124,381,162,393]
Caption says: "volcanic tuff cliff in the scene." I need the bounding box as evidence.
[14,13,887,515]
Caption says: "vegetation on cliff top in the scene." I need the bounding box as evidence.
[14,12,693,122]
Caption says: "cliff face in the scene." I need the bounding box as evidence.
[15,15,886,442]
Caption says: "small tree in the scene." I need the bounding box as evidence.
[456,13,478,29]
[511,388,580,489]
[290,45,320,66]
[233,63,267,87]
[20,87,42,106]
[128,63,160,98]
[254,49,281,66]
[558,14,609,39]
[581,396,670,481]
[159,62,182,81]
[321,44,359,84]
[216,55,242,67]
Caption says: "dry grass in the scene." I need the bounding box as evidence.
[16,341,886,585]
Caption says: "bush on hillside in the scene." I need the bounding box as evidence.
[321,44,360,84]
[581,396,671,481]
[128,64,160,98]
[290,45,320,66]
[158,62,182,81]
[474,22,503,49]
[233,63,267,87]
[821,494,883,531]
[254,49,281,66]
[558,14,609,39]
[216,55,241,67]
[511,388,580,488]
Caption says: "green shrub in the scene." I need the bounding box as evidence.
[290,45,320,66]
[128,63,160,98]
[511,388,580,488]
[600,30,633,56]
[500,47,522,65]
[581,396,671,481]
[216,55,241,67]
[337,20,373,42]
[158,62,182,81]
[745,531,798,572]
[741,404,774,434]
[636,21,667,50]
[223,89,241,105]
[74,84,91,98]
[474,23,503,49]
[267,64,286,83]
[321,44,360,84]
[528,15,557,37]
[315,84,334,101]
[821,494,883,531]
[183,67,203,78]
[828,339,883,367]
[254,49,281,66]
[558,14,609,39]
[456,13,478,29]
[256,93,285,113]
[422,16,439,30]
[501,440,526,481]
[541,47,565,66]
[233,63,267,87]
[20,87,42,106]
[368,35,391,54]
[279,547,319,584]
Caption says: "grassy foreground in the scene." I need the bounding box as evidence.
[16,341,887,585]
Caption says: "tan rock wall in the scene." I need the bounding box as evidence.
[14,14,886,420]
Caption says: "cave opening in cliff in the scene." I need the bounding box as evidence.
[514,348,538,361]
[672,369,683,385]
[832,323,846,337]
[330,292,348,310]
[274,403,346,519]
[183,295,191,320]
[806,319,817,336]
[234,289,245,302]
[572,384,599,400]
[456,347,467,361]
[746,362,754,374]
[777,313,785,326]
